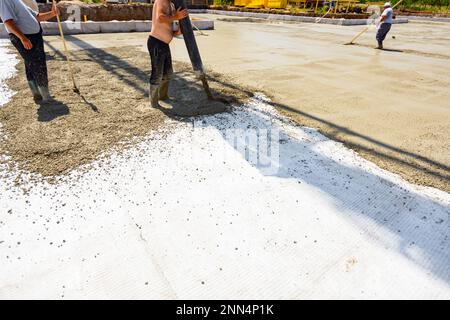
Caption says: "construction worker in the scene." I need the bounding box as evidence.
[148,0,188,108]
[376,2,394,49]
[0,0,59,103]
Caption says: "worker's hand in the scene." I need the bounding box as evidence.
[52,3,60,17]
[174,28,182,37]
[174,8,188,21]
[21,37,33,50]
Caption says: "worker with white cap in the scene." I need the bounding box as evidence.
[376,2,395,49]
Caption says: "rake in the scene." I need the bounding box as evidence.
[53,0,80,94]
[345,0,404,45]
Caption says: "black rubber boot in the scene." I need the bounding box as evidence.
[38,86,55,104]
[159,80,170,101]
[149,84,160,108]
[28,81,43,103]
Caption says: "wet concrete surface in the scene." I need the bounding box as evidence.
[41,14,450,192]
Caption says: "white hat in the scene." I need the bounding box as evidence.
[384,2,391,7]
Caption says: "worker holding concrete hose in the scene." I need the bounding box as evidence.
[376,2,395,49]
[0,0,59,103]
[148,0,188,108]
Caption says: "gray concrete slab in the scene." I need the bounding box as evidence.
[398,15,450,23]
[7,13,450,191]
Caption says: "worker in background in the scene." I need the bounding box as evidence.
[148,0,188,108]
[21,0,39,12]
[0,0,59,103]
[376,2,395,49]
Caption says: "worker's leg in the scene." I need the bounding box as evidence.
[376,23,391,49]
[9,32,44,102]
[30,31,50,100]
[159,45,173,101]
[148,36,166,107]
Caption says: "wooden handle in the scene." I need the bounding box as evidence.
[54,1,78,91]
[349,25,370,44]
[392,0,405,10]
[315,7,332,23]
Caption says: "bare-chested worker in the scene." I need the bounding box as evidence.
[148,0,188,107]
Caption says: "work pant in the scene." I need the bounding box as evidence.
[147,36,173,85]
[376,23,392,43]
[9,29,48,88]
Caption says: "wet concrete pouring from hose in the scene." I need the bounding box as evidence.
[0,46,252,185]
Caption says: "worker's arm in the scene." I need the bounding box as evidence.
[3,19,33,50]
[380,15,387,22]
[36,3,59,22]
[157,6,188,24]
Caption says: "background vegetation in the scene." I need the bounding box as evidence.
[74,0,450,13]
[212,0,234,5]
[400,0,450,13]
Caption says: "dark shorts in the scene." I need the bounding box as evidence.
[376,23,392,42]
[9,28,48,88]
[147,36,173,85]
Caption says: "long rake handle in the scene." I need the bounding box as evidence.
[54,3,78,91]
[348,25,370,44]
[348,0,404,44]
[192,22,207,36]
[316,7,332,23]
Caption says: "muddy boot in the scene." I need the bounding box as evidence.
[28,81,42,103]
[149,83,160,108]
[376,41,383,49]
[38,86,54,104]
[159,80,170,101]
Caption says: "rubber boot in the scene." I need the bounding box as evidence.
[28,81,42,103]
[38,86,53,104]
[149,83,160,108]
[159,79,170,101]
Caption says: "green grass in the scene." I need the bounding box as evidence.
[401,0,449,5]
[401,2,450,13]
[383,0,450,13]
[76,0,450,14]
[213,0,234,5]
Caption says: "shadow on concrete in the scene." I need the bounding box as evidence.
[42,36,450,285]
[45,35,449,184]
[44,39,122,113]
[379,48,404,52]
[49,36,233,117]
[79,93,99,113]
[59,35,149,95]
[37,100,70,122]
[195,92,450,286]
[208,76,450,187]
[153,73,230,117]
